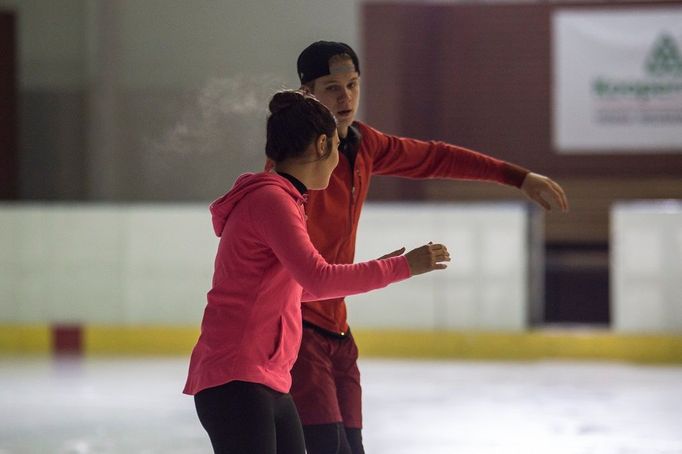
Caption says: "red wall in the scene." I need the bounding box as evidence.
[362,2,682,178]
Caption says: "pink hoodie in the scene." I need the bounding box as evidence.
[183,172,410,395]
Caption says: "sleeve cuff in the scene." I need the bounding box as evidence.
[500,162,531,188]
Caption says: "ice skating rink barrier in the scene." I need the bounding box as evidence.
[1,201,680,361]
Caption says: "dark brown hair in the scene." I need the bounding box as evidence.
[266,90,336,162]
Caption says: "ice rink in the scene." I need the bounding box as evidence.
[1,357,681,454]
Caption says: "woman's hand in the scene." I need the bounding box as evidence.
[405,243,450,276]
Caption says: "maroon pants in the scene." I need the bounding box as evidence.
[290,325,362,428]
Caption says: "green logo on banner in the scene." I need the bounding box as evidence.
[645,33,682,77]
[593,33,682,99]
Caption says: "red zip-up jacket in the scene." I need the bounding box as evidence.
[302,121,529,334]
[183,172,410,395]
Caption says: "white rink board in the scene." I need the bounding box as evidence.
[0,202,536,329]
[350,203,534,331]
[611,201,682,333]
[0,203,217,325]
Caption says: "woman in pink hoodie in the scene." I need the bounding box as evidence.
[184,90,450,454]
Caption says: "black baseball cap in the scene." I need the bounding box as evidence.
[297,41,360,84]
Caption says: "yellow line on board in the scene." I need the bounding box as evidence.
[1,325,681,363]
[84,326,200,356]
[0,325,51,355]
[352,329,682,364]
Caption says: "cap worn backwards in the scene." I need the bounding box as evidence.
[297,41,360,84]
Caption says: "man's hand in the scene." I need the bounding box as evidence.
[520,173,569,212]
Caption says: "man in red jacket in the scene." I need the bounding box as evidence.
[291,41,569,454]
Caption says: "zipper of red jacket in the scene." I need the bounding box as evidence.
[348,156,357,236]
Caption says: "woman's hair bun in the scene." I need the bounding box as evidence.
[268,90,307,115]
[265,88,336,163]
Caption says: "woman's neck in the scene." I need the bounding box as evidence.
[275,170,307,195]
[273,163,312,189]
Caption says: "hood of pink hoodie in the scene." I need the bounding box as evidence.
[209,172,304,237]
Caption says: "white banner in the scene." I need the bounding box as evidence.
[552,8,682,153]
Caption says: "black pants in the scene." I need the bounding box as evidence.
[303,423,365,454]
[194,380,306,454]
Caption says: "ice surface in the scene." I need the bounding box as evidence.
[0,358,680,453]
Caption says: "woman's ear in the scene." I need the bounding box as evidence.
[316,134,327,158]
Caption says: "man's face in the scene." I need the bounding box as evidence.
[311,59,360,136]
